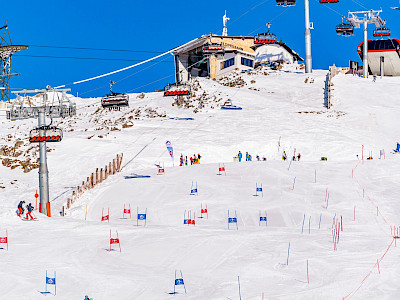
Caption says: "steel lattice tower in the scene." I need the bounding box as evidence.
[0,24,28,102]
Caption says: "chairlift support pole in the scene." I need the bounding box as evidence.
[38,108,49,215]
[347,10,385,78]
[304,0,312,73]
[363,21,368,78]
[7,87,75,217]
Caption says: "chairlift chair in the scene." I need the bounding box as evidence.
[373,27,391,37]
[336,22,354,37]
[276,0,296,7]
[164,83,191,97]
[202,43,224,54]
[29,126,63,143]
[320,0,339,3]
[101,93,129,109]
[254,32,277,44]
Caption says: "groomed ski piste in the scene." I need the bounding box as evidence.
[0,65,399,299]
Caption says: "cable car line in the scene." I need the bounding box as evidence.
[14,54,173,63]
[79,55,171,96]
[247,7,290,36]
[27,44,165,54]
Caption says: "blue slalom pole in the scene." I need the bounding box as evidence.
[292,177,296,190]
[301,214,305,233]
[318,213,322,229]
[308,216,311,234]
[288,159,292,171]
[238,276,242,300]
[287,242,291,265]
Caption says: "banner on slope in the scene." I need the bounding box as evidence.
[166,141,174,166]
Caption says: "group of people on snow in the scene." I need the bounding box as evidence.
[17,200,35,220]
[282,151,301,161]
[237,151,263,162]
[180,153,201,166]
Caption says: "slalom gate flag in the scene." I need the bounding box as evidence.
[166,141,174,159]
[260,217,267,222]
[175,278,184,285]
[228,217,237,223]
[138,213,146,220]
[110,238,120,244]
[46,277,56,285]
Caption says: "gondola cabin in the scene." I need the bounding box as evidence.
[320,0,339,3]
[254,32,277,44]
[29,126,63,143]
[276,0,296,6]
[101,93,129,109]
[164,84,191,97]
[336,23,354,37]
[357,39,400,76]
[373,27,391,37]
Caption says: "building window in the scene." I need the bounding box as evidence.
[241,57,254,67]
[221,58,235,69]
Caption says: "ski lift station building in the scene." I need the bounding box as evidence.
[171,34,303,83]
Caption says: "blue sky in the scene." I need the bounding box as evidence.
[2,0,399,97]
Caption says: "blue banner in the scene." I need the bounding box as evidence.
[166,141,174,159]
[228,217,237,223]
[138,214,146,220]
[260,217,267,222]
[175,279,184,285]
[191,188,197,193]
[256,187,263,192]
[183,219,189,224]
[46,277,56,285]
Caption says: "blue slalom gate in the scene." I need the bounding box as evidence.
[190,181,198,195]
[137,207,147,226]
[255,183,263,197]
[259,210,267,227]
[228,210,238,230]
[40,270,56,295]
[173,270,186,295]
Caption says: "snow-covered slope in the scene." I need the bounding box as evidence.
[0,66,399,299]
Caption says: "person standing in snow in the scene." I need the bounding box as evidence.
[180,154,183,166]
[185,156,188,165]
[245,152,249,161]
[282,151,287,161]
[190,157,193,165]
[237,151,242,162]
[297,153,301,161]
[17,200,25,217]
[197,153,201,164]
[26,203,34,220]
[256,154,260,161]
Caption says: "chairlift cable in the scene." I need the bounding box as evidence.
[79,54,172,96]
[315,0,344,17]
[247,7,290,36]
[15,54,173,63]
[27,44,164,54]
[350,0,368,10]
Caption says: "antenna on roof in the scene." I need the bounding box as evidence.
[222,10,230,36]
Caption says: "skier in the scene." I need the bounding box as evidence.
[197,153,201,164]
[373,74,377,82]
[84,296,92,300]
[245,152,249,161]
[190,157,193,165]
[297,153,301,161]
[17,200,25,217]
[238,151,242,162]
[180,154,183,166]
[185,156,188,165]
[282,151,287,161]
[26,203,34,220]
[256,154,260,161]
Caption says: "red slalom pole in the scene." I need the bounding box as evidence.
[377,207,379,217]
[377,259,380,274]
